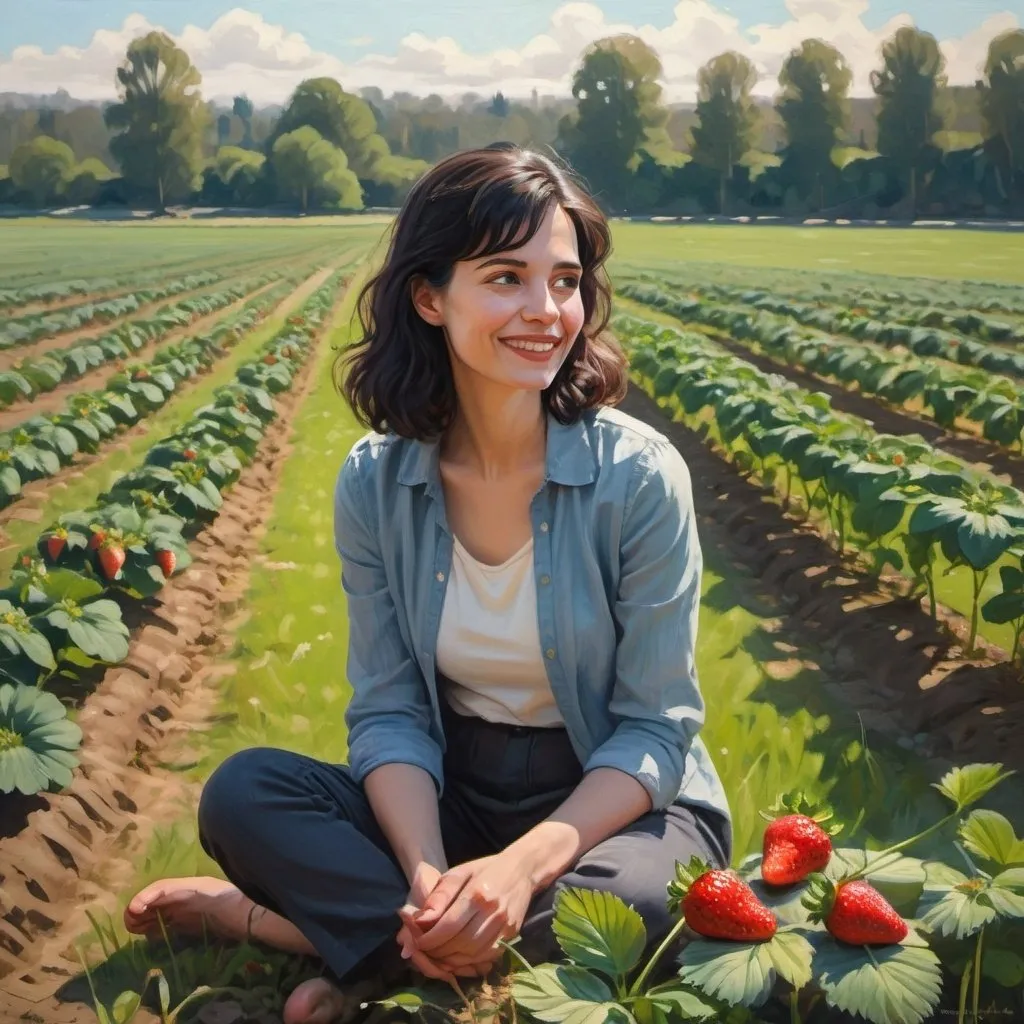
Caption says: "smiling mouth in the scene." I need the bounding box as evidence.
[500,338,561,353]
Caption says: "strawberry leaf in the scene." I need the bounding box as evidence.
[510,964,623,1023]
[958,810,1024,868]
[551,887,646,981]
[676,930,813,1008]
[933,763,1014,811]
[917,868,998,939]
[809,929,942,1024]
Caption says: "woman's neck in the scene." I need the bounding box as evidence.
[442,386,547,481]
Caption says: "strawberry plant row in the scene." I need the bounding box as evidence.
[623,278,1024,389]
[0,242,336,315]
[463,765,1023,1024]
[1,269,226,350]
[622,282,1024,452]
[0,266,300,409]
[616,311,1024,661]
[0,268,348,798]
[0,277,301,512]
[624,270,1024,347]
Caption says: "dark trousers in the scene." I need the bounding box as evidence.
[197,704,732,984]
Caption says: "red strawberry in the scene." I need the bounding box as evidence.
[88,528,106,550]
[46,533,66,561]
[263,354,278,365]
[183,448,197,461]
[98,543,126,580]
[803,875,908,946]
[155,549,176,578]
[668,856,777,943]
[762,814,833,886]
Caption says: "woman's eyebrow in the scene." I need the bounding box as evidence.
[476,256,583,271]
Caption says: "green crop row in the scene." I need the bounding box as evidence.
[0,267,303,410]
[0,270,229,350]
[0,278,303,512]
[616,310,1024,662]
[622,283,1024,453]
[0,269,349,798]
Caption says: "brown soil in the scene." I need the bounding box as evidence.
[618,384,1024,773]
[0,256,318,372]
[0,277,351,1021]
[0,279,288,433]
[0,265,343,541]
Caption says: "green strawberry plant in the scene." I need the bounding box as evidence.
[376,765,1020,1024]
[0,683,82,795]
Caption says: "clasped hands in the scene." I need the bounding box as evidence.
[396,854,535,982]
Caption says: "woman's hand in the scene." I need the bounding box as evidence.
[399,852,535,974]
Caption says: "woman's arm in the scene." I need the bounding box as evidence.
[364,763,448,882]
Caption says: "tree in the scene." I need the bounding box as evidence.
[9,135,76,207]
[233,95,255,149]
[489,91,510,118]
[269,78,389,179]
[690,52,760,213]
[65,158,115,205]
[978,29,1024,192]
[776,39,853,208]
[558,34,672,208]
[217,113,232,148]
[270,126,362,212]
[104,31,209,210]
[871,26,948,210]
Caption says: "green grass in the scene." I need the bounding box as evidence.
[607,224,1024,284]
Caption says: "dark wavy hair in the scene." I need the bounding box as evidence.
[335,143,628,440]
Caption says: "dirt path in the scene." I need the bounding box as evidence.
[618,383,1024,772]
[0,253,315,373]
[0,265,341,542]
[675,318,1024,492]
[0,276,352,1019]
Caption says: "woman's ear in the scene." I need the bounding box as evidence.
[410,276,445,327]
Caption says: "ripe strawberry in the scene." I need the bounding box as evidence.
[155,549,176,578]
[762,814,833,886]
[98,542,126,580]
[46,532,66,561]
[263,354,278,365]
[88,528,106,550]
[802,875,908,946]
[183,448,197,461]
[668,856,776,943]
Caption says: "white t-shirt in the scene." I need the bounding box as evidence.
[436,535,563,727]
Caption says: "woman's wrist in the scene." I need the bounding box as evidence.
[506,821,581,893]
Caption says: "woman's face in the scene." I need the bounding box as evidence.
[412,203,587,397]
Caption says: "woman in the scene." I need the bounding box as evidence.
[124,144,733,1024]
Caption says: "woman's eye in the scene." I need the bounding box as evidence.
[490,272,580,288]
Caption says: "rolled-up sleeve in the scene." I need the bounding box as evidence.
[334,451,444,793]
[583,438,705,811]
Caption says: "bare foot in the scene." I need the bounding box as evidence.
[124,876,315,955]
[283,978,349,1024]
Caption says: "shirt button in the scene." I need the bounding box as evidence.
[539,522,549,533]
[540,575,551,585]
[545,647,556,659]
[436,571,445,582]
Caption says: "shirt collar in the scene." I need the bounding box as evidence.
[397,409,598,490]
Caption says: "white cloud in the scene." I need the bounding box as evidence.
[0,2,1018,106]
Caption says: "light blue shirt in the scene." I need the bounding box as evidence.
[333,404,732,831]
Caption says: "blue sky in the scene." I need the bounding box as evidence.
[2,0,1021,103]
[8,0,1016,55]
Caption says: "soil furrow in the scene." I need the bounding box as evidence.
[0,265,340,537]
[617,383,1024,772]
[0,276,351,1014]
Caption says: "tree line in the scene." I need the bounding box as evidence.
[0,22,1022,218]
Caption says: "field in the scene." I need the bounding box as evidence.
[1,219,1024,1024]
